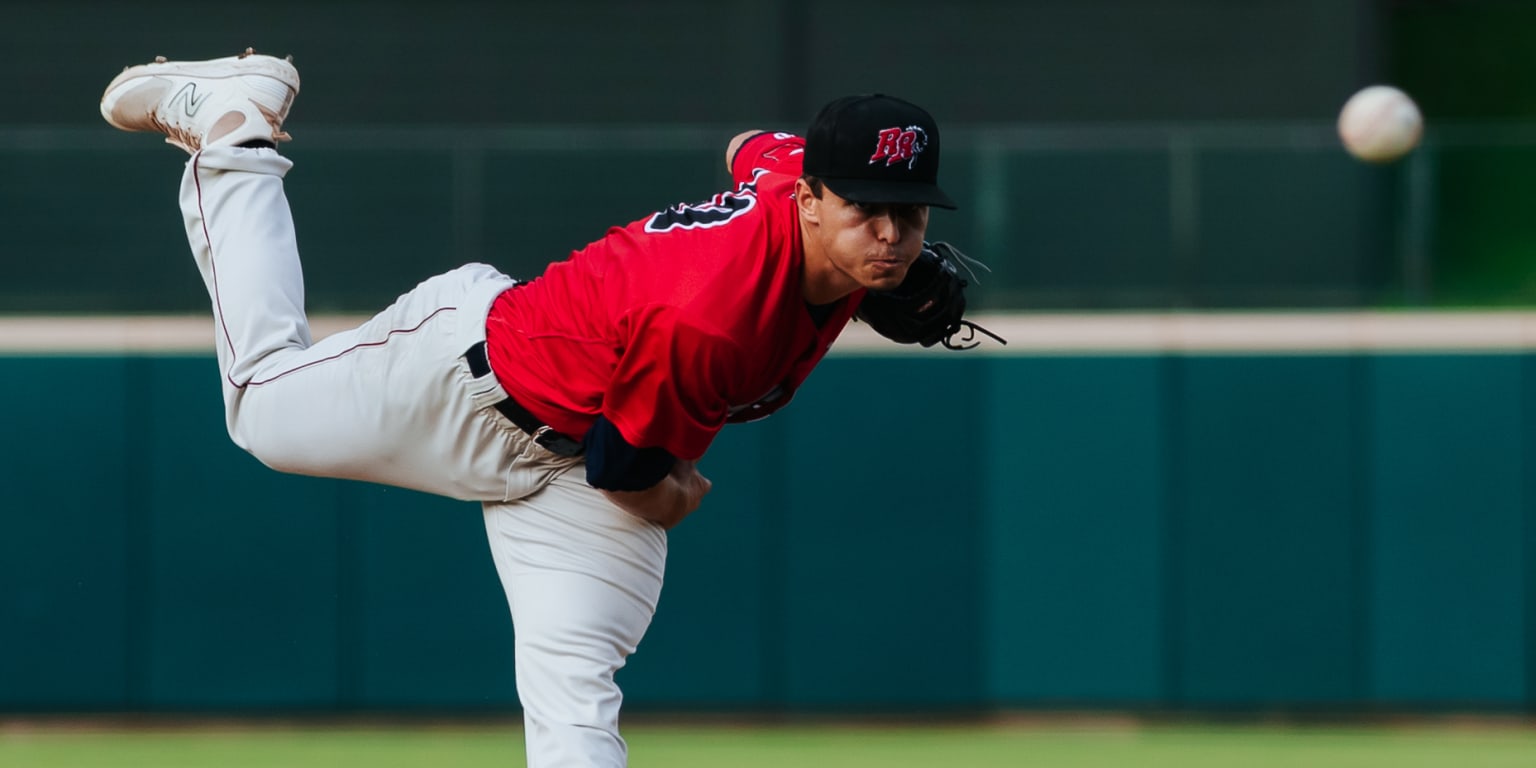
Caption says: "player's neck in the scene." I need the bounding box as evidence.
[798,218,859,305]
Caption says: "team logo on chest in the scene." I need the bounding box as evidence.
[645,186,758,233]
[869,125,929,169]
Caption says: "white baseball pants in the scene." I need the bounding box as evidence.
[180,146,666,767]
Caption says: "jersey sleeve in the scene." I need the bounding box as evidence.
[731,131,806,186]
[582,415,676,491]
[602,304,745,461]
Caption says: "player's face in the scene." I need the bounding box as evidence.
[801,184,929,297]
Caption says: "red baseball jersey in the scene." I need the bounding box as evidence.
[484,132,861,460]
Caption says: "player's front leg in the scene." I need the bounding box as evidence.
[482,471,668,767]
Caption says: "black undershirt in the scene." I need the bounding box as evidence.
[806,300,837,327]
[584,416,675,491]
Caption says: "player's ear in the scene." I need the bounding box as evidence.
[795,178,821,224]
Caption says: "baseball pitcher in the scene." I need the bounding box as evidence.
[99,48,993,767]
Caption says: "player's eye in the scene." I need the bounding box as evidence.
[851,201,922,221]
[853,201,893,218]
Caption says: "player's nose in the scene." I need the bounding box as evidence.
[871,210,901,243]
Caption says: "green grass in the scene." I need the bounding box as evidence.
[2,722,1535,767]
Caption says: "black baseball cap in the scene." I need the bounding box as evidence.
[803,94,957,210]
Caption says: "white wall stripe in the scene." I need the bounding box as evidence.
[7,313,1536,354]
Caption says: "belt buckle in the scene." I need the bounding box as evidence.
[532,425,583,458]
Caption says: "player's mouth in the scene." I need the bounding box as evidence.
[869,259,910,281]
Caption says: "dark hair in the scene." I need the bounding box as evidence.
[802,175,825,198]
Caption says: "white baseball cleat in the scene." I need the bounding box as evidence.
[100,48,300,154]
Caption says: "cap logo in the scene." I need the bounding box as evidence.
[868,125,929,170]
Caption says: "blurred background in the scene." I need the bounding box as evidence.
[3,0,1535,749]
[6,0,1536,312]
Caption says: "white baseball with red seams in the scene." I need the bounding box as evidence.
[1338,85,1423,163]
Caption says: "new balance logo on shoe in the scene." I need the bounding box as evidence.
[100,49,300,154]
[168,82,210,118]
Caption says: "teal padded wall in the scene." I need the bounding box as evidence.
[775,358,987,709]
[1172,357,1361,705]
[343,484,518,711]
[0,358,134,709]
[984,357,1168,704]
[2,351,1533,713]
[1365,355,1527,707]
[140,357,343,710]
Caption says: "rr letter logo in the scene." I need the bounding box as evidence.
[869,126,929,169]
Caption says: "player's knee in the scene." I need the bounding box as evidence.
[227,417,307,474]
[230,427,280,470]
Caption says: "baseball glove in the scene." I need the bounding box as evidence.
[855,241,1007,350]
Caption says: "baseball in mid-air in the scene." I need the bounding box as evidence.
[1337,85,1423,163]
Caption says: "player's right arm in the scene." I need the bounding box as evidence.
[595,306,743,529]
[583,415,709,529]
[601,460,712,530]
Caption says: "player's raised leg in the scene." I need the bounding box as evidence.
[100,51,527,500]
[483,470,668,768]
[102,49,313,389]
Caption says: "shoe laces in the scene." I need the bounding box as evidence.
[147,110,200,152]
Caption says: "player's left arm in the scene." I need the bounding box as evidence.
[857,241,1009,350]
[727,131,805,185]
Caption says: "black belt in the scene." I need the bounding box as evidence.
[465,341,584,457]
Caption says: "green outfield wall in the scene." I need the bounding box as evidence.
[2,349,1531,714]
[11,0,1536,311]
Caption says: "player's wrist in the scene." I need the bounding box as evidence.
[601,472,704,529]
